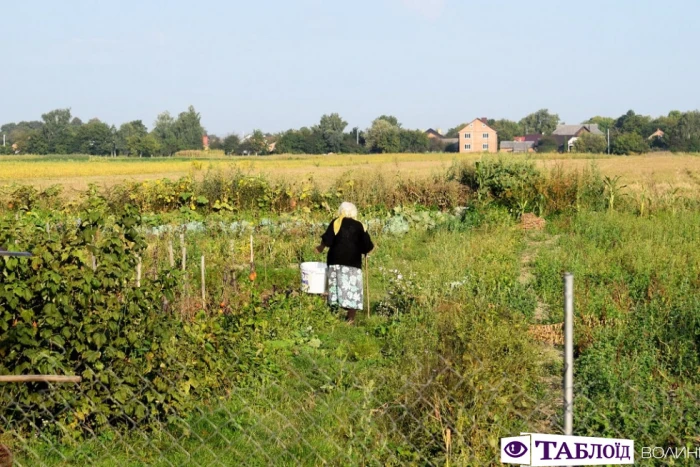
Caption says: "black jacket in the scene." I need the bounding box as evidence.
[321,217,374,269]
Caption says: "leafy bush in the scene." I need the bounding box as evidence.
[0,199,244,438]
[611,133,649,155]
[450,158,543,214]
[536,135,561,153]
[376,268,423,316]
[573,132,608,153]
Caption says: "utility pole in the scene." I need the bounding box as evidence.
[563,273,574,438]
[607,128,610,154]
[2,134,5,147]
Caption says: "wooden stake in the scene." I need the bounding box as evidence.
[0,375,81,384]
[151,245,159,279]
[365,255,370,318]
[230,240,237,288]
[250,234,254,264]
[168,239,175,268]
[136,256,142,287]
[201,255,206,308]
[181,231,186,271]
[90,233,97,271]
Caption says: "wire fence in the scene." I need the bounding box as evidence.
[1,220,698,466]
[1,330,697,466]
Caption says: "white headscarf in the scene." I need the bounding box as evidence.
[333,202,360,234]
[337,202,358,219]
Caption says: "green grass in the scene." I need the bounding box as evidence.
[4,205,699,466]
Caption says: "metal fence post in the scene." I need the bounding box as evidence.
[563,272,574,437]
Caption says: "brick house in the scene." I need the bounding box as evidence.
[458,118,497,153]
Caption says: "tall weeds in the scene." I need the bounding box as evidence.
[0,162,695,217]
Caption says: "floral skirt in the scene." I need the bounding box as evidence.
[327,264,363,310]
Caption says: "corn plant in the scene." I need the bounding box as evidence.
[603,175,627,212]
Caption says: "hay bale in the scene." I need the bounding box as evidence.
[520,213,546,231]
[528,323,563,345]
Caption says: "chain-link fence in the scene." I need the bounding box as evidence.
[1,302,697,466]
[1,207,698,466]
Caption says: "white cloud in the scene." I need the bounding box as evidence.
[398,0,446,20]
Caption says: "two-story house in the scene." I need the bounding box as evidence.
[458,118,498,153]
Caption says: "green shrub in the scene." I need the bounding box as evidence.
[611,133,649,155]
[0,199,242,438]
[449,158,542,214]
[573,132,608,153]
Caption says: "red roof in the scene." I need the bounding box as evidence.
[514,134,543,143]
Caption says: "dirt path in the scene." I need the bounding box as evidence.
[518,226,564,432]
[519,233,560,323]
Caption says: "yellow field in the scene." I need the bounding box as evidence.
[1,153,699,193]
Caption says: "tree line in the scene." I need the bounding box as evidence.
[2,107,700,156]
[0,106,205,157]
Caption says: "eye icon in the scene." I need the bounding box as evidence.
[504,441,528,458]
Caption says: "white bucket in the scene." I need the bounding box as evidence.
[300,262,328,294]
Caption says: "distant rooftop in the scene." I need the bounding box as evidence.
[552,124,603,136]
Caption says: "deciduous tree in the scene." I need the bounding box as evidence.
[614,110,652,136]
[117,120,148,156]
[376,115,401,128]
[519,109,560,135]
[152,112,178,156]
[611,132,649,155]
[174,105,204,151]
[365,118,400,153]
[76,119,114,155]
[41,108,75,153]
[398,129,430,153]
[583,116,615,134]
[222,134,241,155]
[667,111,700,152]
[127,133,161,157]
[240,130,268,155]
[487,119,522,143]
[317,113,348,153]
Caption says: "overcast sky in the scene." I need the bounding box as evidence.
[2,0,699,135]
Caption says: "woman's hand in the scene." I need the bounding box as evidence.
[315,243,325,254]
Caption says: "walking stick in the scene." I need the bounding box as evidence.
[365,254,370,318]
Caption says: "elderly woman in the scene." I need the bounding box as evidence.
[315,202,374,324]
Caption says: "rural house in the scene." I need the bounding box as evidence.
[500,141,535,153]
[458,118,497,153]
[648,128,664,140]
[424,128,458,144]
[500,134,542,153]
[425,128,444,139]
[514,134,544,144]
[424,128,459,150]
[551,124,604,152]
